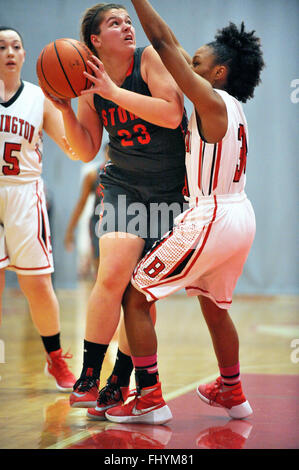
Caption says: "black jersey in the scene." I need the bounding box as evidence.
[94,47,187,178]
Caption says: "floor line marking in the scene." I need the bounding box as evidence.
[46,367,296,449]
[46,372,217,450]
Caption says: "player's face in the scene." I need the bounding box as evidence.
[0,30,25,78]
[97,9,136,55]
[191,45,218,84]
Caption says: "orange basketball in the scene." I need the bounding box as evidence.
[36,38,93,99]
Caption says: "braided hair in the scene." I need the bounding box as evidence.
[80,3,126,55]
[208,22,265,102]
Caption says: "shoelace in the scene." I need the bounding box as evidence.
[97,382,122,405]
[50,350,73,375]
[74,375,98,392]
[206,377,223,404]
[97,383,135,405]
[59,351,73,365]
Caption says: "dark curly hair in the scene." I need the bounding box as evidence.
[207,22,265,102]
[80,3,126,55]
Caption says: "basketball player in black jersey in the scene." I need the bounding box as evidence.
[45,3,187,418]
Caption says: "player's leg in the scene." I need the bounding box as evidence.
[102,222,196,423]
[104,302,157,383]
[72,233,145,409]
[105,284,172,425]
[117,302,157,356]
[17,273,60,335]
[85,233,145,344]
[122,285,157,357]
[198,295,239,367]
[17,273,76,391]
[197,295,252,419]
[87,287,157,419]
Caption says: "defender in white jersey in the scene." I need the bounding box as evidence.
[104,1,264,426]
[0,27,77,391]
[132,88,254,307]
[0,81,54,274]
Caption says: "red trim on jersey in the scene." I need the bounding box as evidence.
[35,181,51,265]
[140,196,218,293]
[185,285,232,305]
[197,139,203,190]
[0,255,9,263]
[212,140,223,190]
[35,145,42,163]
[41,206,52,253]
[125,55,134,77]
[181,207,194,223]
[7,264,51,271]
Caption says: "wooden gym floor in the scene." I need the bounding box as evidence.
[0,282,298,451]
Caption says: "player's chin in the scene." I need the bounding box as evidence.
[123,39,136,49]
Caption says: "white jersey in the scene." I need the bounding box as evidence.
[185,89,248,198]
[0,80,44,184]
[132,89,255,308]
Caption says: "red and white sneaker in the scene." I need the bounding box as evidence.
[45,348,76,392]
[87,376,130,420]
[69,368,99,408]
[197,377,253,419]
[105,382,172,425]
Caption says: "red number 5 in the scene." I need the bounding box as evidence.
[2,142,21,175]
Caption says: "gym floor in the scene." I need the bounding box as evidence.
[0,283,298,451]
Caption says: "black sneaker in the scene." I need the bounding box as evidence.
[87,375,130,420]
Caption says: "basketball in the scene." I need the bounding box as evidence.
[36,38,93,99]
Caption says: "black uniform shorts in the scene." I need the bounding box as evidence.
[96,164,187,255]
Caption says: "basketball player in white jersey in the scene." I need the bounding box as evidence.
[104,0,265,425]
[0,27,78,390]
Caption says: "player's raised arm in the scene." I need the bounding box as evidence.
[131,0,191,64]
[131,0,227,142]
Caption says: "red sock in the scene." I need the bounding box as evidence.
[219,363,240,387]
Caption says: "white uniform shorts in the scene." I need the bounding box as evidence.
[132,192,256,309]
[0,179,54,275]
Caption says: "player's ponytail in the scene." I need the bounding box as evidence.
[208,22,265,102]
